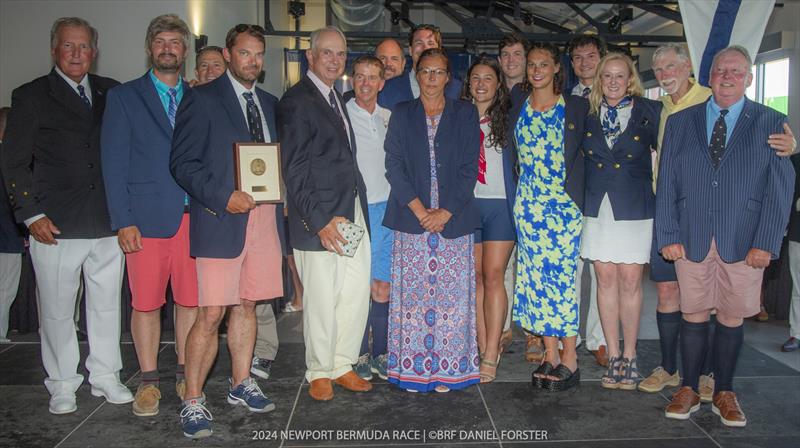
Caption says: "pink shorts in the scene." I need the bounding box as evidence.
[196,204,283,307]
[675,240,764,318]
[127,213,198,312]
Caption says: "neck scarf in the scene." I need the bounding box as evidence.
[601,95,633,147]
[477,115,491,184]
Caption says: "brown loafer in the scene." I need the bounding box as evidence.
[334,371,372,392]
[591,345,609,367]
[664,386,700,420]
[309,378,334,401]
[712,391,746,427]
[525,334,545,363]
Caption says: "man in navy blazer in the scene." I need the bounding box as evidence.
[170,24,283,438]
[656,46,794,427]
[0,107,24,343]
[101,14,198,417]
[377,24,462,110]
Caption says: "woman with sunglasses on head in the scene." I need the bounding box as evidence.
[580,52,661,391]
[460,56,515,383]
[384,48,481,393]
[512,42,588,392]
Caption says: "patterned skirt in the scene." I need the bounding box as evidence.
[386,230,479,392]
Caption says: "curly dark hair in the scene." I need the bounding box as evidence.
[460,55,511,150]
[521,42,564,96]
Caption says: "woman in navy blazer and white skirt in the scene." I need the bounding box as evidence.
[580,52,662,390]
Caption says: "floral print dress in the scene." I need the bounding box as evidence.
[512,96,582,337]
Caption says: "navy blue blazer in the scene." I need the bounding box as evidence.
[582,97,662,220]
[383,98,480,238]
[787,154,800,243]
[655,98,794,263]
[102,73,190,237]
[377,69,463,111]
[509,90,589,211]
[0,143,24,253]
[277,76,369,252]
[169,75,284,258]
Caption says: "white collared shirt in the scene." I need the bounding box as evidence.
[571,82,592,97]
[54,65,92,105]
[346,98,391,204]
[226,70,272,142]
[306,70,352,147]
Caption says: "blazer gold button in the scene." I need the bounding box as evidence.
[634,135,640,141]
[597,163,603,168]
[586,131,592,137]
[627,154,633,158]
[22,191,28,196]
[587,150,593,155]
[568,123,575,130]
[614,163,621,169]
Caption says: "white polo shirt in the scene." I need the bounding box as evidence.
[345,98,391,204]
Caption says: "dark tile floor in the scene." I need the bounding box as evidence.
[0,312,798,448]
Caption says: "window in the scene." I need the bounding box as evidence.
[747,57,790,114]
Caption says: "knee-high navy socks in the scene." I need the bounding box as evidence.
[359,300,390,357]
[680,319,709,392]
[713,319,743,393]
[657,311,681,375]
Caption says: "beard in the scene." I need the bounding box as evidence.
[659,77,681,95]
[152,53,181,72]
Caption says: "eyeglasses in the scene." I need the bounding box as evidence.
[418,68,448,77]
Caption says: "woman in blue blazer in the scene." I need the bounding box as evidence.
[383,48,481,393]
[580,52,662,390]
[459,56,515,383]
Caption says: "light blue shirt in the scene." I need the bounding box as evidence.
[706,95,746,144]
[148,69,184,115]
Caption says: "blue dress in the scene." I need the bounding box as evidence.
[512,96,582,337]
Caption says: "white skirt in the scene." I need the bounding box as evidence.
[580,194,652,264]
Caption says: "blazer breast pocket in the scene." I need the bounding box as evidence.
[746,199,762,213]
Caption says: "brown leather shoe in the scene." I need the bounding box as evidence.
[525,334,545,363]
[590,345,609,367]
[334,371,373,392]
[712,391,747,427]
[664,386,700,420]
[309,379,334,401]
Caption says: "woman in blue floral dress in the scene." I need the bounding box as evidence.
[512,42,588,392]
[383,49,481,393]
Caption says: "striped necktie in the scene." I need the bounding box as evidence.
[167,88,178,128]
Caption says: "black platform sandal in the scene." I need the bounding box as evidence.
[541,364,580,392]
[531,361,555,388]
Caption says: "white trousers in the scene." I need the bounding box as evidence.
[576,258,606,350]
[30,237,124,395]
[788,241,800,339]
[0,253,22,339]
[294,202,371,382]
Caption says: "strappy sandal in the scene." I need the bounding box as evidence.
[601,356,623,390]
[434,385,450,393]
[618,357,643,391]
[541,364,580,392]
[479,355,500,383]
[531,361,555,388]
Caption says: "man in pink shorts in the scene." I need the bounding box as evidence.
[170,24,284,439]
[657,46,794,428]
[101,14,198,417]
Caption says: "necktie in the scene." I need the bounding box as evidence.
[709,109,729,168]
[582,86,591,98]
[77,84,91,110]
[477,115,491,185]
[329,89,347,127]
[242,92,265,143]
[167,88,178,128]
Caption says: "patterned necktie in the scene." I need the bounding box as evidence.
[76,84,91,110]
[477,115,491,185]
[242,92,265,143]
[709,109,729,168]
[582,86,591,98]
[167,88,178,128]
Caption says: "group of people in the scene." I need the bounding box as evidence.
[0,13,797,440]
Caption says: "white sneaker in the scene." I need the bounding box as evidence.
[91,381,134,404]
[49,392,77,414]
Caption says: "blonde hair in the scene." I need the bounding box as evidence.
[588,52,644,116]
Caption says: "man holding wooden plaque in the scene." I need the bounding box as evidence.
[169,23,284,439]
